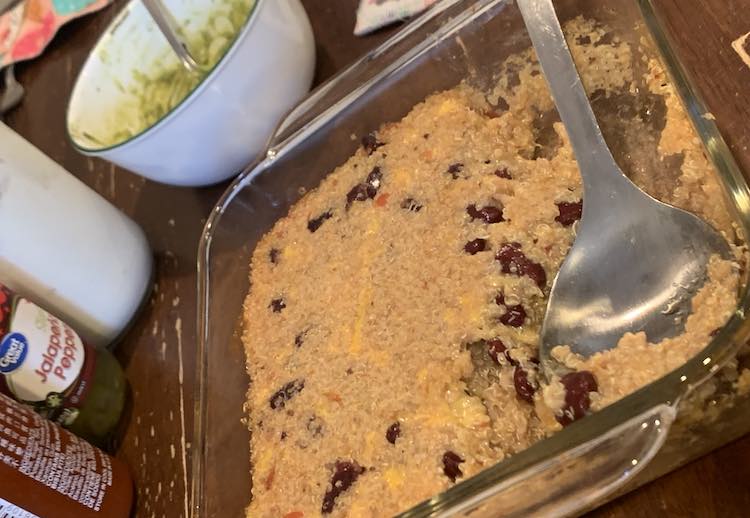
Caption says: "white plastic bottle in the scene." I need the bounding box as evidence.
[0,123,152,347]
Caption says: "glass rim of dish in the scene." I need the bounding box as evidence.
[64,0,262,154]
[193,0,750,515]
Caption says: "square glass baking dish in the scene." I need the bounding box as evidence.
[194,0,750,516]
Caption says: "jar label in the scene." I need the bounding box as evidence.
[0,298,96,426]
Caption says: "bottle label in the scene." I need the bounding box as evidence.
[0,294,96,427]
[0,394,123,515]
[0,497,39,518]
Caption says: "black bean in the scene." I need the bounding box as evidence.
[495,167,512,179]
[513,366,536,403]
[386,422,401,444]
[496,293,527,328]
[555,200,583,226]
[366,166,382,189]
[308,211,333,232]
[487,338,517,366]
[496,242,546,289]
[270,298,286,313]
[321,460,365,514]
[467,204,504,223]
[464,238,487,255]
[442,451,464,482]
[447,163,464,179]
[346,167,383,209]
[556,371,598,426]
[346,184,373,208]
[361,133,385,155]
[269,379,305,410]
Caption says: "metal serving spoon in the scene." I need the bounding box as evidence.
[516,0,731,369]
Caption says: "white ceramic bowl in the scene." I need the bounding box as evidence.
[67,0,315,186]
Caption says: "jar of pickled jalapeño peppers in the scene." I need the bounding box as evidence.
[0,283,126,447]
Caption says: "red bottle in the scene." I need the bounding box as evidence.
[0,394,133,517]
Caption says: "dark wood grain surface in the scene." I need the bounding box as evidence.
[4,0,750,516]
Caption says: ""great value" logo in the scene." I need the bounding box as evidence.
[0,333,28,374]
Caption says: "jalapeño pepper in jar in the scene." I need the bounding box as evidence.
[0,283,126,447]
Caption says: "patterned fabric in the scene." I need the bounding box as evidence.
[0,0,111,67]
[354,0,437,35]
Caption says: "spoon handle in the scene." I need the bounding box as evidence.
[141,0,204,74]
[517,0,626,195]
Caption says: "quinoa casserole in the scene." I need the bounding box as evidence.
[240,16,747,518]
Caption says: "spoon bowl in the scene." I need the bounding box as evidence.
[517,0,732,370]
[540,163,731,364]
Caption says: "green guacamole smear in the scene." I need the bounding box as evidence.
[99,0,255,147]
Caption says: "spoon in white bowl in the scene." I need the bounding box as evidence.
[0,0,202,75]
[141,0,207,74]
[516,0,731,372]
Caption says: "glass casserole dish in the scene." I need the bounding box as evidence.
[194,0,750,516]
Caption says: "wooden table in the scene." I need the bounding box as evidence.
[6,0,750,516]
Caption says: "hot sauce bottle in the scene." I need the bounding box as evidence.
[0,283,127,447]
